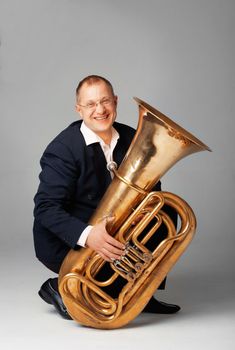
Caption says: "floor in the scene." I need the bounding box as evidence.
[1,248,234,350]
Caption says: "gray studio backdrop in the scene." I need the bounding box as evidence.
[0,0,234,340]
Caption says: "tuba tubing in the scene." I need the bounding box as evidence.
[58,97,211,329]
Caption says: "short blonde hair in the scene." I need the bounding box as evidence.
[76,75,114,101]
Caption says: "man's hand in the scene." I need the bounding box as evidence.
[86,217,125,262]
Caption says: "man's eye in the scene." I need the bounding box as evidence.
[87,103,95,108]
[102,98,111,104]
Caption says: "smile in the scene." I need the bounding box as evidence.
[94,115,109,120]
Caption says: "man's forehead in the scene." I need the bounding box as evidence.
[79,81,112,99]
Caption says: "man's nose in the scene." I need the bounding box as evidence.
[95,101,105,113]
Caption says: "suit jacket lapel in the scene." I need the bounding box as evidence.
[91,143,112,191]
[113,139,127,167]
[86,138,128,195]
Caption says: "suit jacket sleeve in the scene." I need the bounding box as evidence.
[34,140,87,249]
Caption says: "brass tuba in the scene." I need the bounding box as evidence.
[58,97,211,329]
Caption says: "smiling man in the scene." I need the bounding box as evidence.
[76,78,117,144]
[33,75,180,320]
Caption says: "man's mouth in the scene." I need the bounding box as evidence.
[94,115,109,120]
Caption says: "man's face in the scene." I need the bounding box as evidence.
[76,81,118,142]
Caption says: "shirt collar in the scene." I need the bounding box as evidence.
[80,121,119,147]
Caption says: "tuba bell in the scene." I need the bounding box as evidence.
[58,97,211,329]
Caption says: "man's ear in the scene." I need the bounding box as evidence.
[75,104,83,118]
[114,95,118,106]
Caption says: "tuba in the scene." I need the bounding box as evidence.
[58,97,211,329]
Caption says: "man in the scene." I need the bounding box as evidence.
[33,75,180,320]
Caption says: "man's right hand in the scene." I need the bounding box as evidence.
[86,217,125,262]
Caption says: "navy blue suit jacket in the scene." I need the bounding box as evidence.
[33,120,162,266]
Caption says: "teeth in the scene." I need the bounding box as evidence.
[95,116,108,120]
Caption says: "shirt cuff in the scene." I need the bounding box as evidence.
[77,225,93,247]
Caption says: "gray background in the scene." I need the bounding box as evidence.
[0,0,234,349]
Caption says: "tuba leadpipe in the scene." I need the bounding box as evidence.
[58,97,211,329]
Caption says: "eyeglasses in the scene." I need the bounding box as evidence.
[77,97,114,111]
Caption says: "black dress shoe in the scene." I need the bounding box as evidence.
[38,278,72,320]
[142,297,181,314]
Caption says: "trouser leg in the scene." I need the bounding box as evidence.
[39,260,61,274]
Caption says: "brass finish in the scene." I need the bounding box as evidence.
[59,97,211,329]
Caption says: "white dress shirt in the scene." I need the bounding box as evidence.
[77,121,119,247]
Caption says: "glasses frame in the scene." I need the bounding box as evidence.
[77,97,115,111]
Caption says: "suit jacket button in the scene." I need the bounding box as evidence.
[87,194,93,200]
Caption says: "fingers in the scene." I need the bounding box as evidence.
[106,234,125,250]
[98,251,110,262]
[103,242,124,255]
[85,221,125,262]
[104,215,115,224]
[101,235,125,261]
[101,245,124,261]
[100,249,122,262]
[98,246,123,262]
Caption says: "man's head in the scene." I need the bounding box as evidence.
[75,75,118,144]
